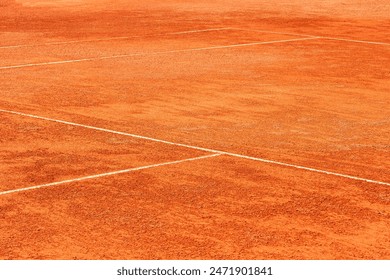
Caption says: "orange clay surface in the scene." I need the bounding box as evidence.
[0,0,389,259]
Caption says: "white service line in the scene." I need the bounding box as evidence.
[231,27,390,46]
[1,108,389,187]
[0,153,221,196]
[0,27,231,49]
[0,37,318,70]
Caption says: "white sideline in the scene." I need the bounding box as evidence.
[0,37,318,70]
[0,153,221,196]
[0,27,231,49]
[1,108,389,187]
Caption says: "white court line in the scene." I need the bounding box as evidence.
[320,36,390,46]
[229,27,317,38]
[1,109,389,187]
[0,153,221,196]
[0,27,231,49]
[168,27,232,35]
[0,37,318,70]
[231,27,390,46]
[0,36,128,49]
[239,27,390,46]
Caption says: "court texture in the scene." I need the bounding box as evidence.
[0,0,389,259]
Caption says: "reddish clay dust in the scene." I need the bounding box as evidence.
[0,0,389,259]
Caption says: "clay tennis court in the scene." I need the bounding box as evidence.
[0,0,389,259]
